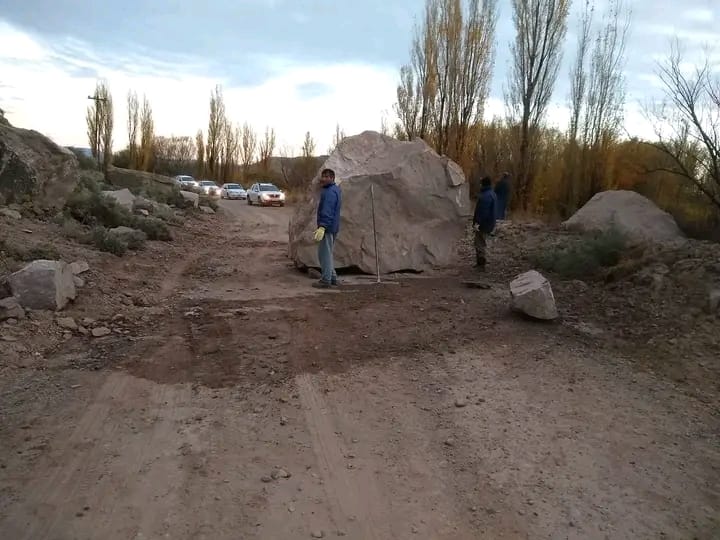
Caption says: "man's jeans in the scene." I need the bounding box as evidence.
[318,232,337,284]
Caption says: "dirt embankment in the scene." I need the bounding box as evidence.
[0,200,718,540]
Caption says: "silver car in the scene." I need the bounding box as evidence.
[220,183,247,200]
[174,175,198,189]
[247,183,286,207]
[198,180,221,197]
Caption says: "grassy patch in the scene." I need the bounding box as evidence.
[0,238,61,262]
[535,229,627,279]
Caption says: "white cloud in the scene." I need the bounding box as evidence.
[682,8,715,23]
[0,21,396,156]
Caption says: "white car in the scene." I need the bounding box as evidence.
[198,180,221,197]
[174,175,198,189]
[220,183,247,200]
[247,183,285,207]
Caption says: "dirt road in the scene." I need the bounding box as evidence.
[1,200,718,539]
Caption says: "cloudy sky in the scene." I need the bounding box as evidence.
[0,0,717,155]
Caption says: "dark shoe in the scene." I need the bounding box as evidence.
[312,280,332,289]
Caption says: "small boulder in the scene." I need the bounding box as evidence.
[509,270,558,320]
[91,326,111,337]
[133,196,156,212]
[179,190,199,208]
[69,260,89,275]
[73,275,85,288]
[101,188,136,211]
[57,316,77,330]
[199,205,215,214]
[0,207,21,220]
[8,260,76,311]
[137,209,150,217]
[0,296,25,320]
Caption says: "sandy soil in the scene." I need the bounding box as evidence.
[0,200,718,540]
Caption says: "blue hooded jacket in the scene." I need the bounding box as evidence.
[473,186,497,234]
[317,182,342,235]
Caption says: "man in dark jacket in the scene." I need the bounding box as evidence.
[473,176,497,269]
[313,168,342,288]
[494,172,510,220]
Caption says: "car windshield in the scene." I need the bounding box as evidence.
[259,184,279,191]
[200,181,215,186]
[226,184,241,189]
[177,176,193,181]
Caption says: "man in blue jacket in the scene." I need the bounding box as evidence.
[473,176,497,269]
[312,168,342,288]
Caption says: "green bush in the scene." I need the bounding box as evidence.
[535,229,627,279]
[60,217,90,242]
[132,216,172,241]
[91,227,128,256]
[154,204,185,225]
[65,185,133,228]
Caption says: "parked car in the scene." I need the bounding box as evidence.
[220,183,247,200]
[198,180,221,197]
[247,183,286,207]
[174,175,198,189]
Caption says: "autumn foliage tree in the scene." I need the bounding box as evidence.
[506,0,570,210]
[86,80,113,172]
[139,96,155,172]
[239,122,257,180]
[258,126,276,171]
[207,85,225,180]
[195,129,205,178]
[395,0,498,168]
[127,91,140,169]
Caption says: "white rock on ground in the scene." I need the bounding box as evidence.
[509,270,559,320]
[180,191,199,208]
[199,206,215,214]
[101,188,136,211]
[562,190,685,245]
[0,296,25,320]
[288,130,471,273]
[8,260,76,311]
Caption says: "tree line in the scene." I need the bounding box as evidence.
[85,84,352,189]
[392,0,719,235]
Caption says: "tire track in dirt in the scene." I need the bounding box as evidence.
[296,372,388,539]
[6,373,131,540]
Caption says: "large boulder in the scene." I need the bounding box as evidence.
[101,188,136,211]
[7,260,76,311]
[106,166,175,195]
[510,270,558,320]
[563,190,685,245]
[288,131,471,273]
[0,121,79,209]
[180,190,199,208]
